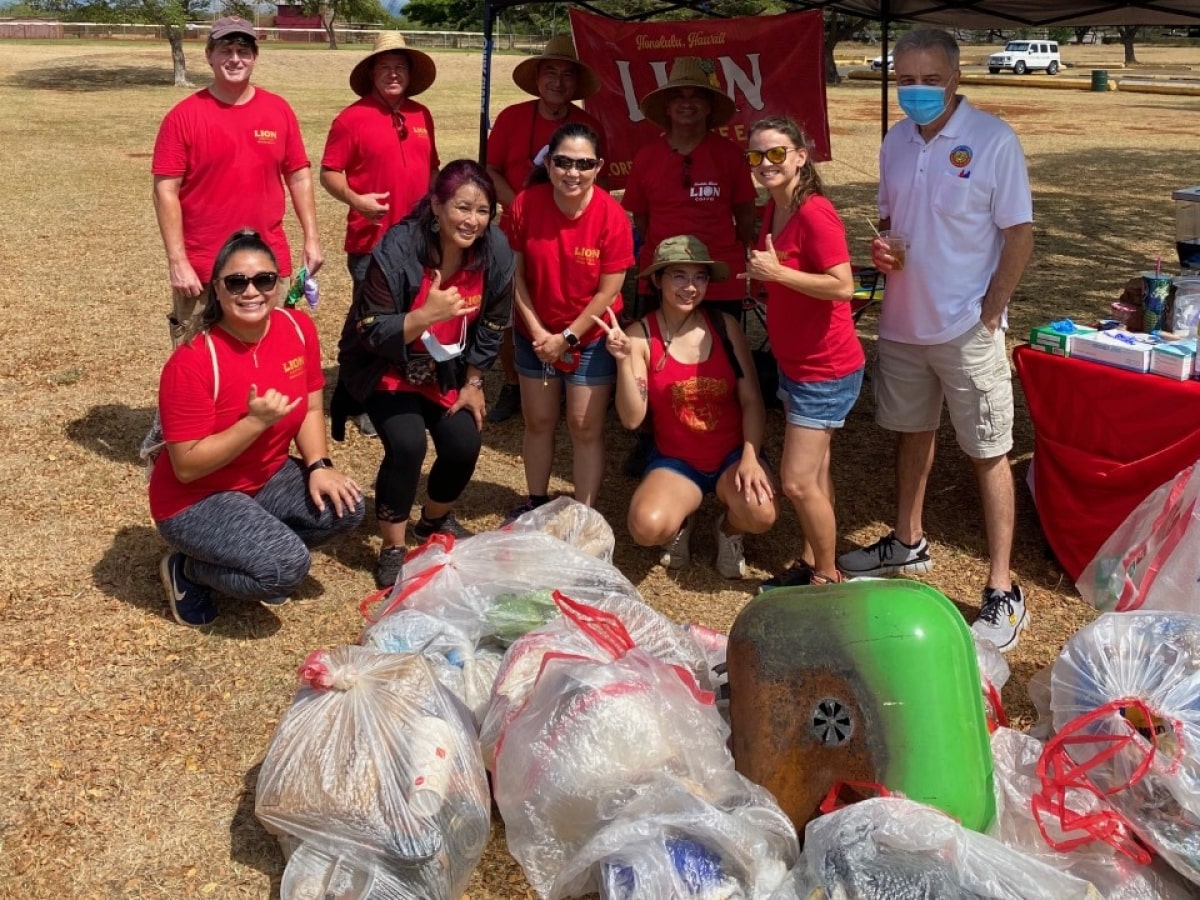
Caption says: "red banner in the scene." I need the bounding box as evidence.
[569,9,829,191]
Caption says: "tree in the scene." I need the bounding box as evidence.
[301,0,390,49]
[824,11,870,85]
[1116,24,1141,64]
[30,0,207,86]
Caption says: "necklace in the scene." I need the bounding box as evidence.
[222,319,270,368]
[656,309,696,372]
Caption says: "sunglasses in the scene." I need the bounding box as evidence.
[681,154,693,190]
[222,272,279,294]
[392,110,408,140]
[550,155,600,172]
[744,146,798,167]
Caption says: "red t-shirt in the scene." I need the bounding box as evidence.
[321,95,439,255]
[509,183,634,345]
[486,99,603,237]
[645,311,744,473]
[623,132,756,302]
[152,88,310,282]
[759,195,864,382]
[148,309,324,521]
[377,266,485,408]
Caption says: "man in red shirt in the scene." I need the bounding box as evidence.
[622,56,757,474]
[152,17,323,345]
[485,33,602,423]
[320,32,439,290]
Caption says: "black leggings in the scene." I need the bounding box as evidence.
[366,390,481,523]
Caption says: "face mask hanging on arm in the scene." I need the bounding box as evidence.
[897,85,950,126]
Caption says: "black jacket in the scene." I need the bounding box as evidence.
[331,218,515,437]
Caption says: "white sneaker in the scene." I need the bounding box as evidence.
[659,516,694,570]
[971,584,1028,653]
[713,514,746,579]
[837,530,932,578]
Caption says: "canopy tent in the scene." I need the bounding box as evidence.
[477,0,1200,154]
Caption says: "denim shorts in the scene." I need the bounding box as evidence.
[777,367,864,429]
[513,330,617,387]
[645,446,743,496]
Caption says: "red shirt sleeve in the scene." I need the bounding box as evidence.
[508,191,528,254]
[159,342,218,443]
[151,102,190,177]
[600,195,636,274]
[423,106,440,170]
[294,310,326,394]
[320,109,354,172]
[621,145,650,216]
[798,197,851,273]
[280,97,310,176]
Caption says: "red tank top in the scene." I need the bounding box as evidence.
[646,311,744,473]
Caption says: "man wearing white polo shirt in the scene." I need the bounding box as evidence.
[837,28,1034,653]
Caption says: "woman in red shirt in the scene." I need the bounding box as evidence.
[743,116,863,590]
[508,122,634,518]
[151,230,364,626]
[595,235,776,578]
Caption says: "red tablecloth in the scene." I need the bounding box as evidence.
[1013,344,1200,581]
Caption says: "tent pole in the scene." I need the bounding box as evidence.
[480,0,496,162]
[880,0,890,140]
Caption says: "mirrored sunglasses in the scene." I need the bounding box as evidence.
[222,272,279,294]
[744,146,797,167]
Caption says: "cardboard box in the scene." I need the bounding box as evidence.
[1028,324,1097,356]
[1150,338,1197,380]
[1070,330,1163,373]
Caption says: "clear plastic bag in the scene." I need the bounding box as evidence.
[359,608,502,727]
[974,632,1011,731]
[503,496,616,562]
[1048,611,1200,885]
[799,796,1101,899]
[550,776,797,899]
[1076,463,1200,614]
[255,647,491,899]
[362,531,709,687]
[989,726,1196,899]
[490,600,795,898]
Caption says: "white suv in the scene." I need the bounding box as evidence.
[988,40,1061,75]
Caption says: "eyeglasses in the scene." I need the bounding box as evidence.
[744,146,798,167]
[681,154,693,190]
[392,110,408,141]
[222,272,279,294]
[550,155,600,172]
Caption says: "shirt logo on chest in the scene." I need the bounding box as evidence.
[254,129,278,144]
[689,182,722,201]
[282,356,304,378]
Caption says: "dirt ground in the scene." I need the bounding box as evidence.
[0,36,1198,898]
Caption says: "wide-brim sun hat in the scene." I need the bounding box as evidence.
[512,33,601,100]
[638,234,730,282]
[349,32,437,99]
[639,56,735,132]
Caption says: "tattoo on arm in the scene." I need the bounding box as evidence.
[635,376,647,401]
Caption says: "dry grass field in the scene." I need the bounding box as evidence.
[1,34,1198,898]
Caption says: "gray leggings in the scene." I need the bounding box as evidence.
[156,458,365,601]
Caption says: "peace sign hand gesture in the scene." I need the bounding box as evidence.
[590,306,631,361]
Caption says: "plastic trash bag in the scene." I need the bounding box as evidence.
[256,647,491,899]
[1076,463,1200,613]
[974,633,1011,732]
[503,495,616,562]
[799,796,1101,899]
[359,608,502,727]
[363,532,709,687]
[551,776,797,899]
[989,727,1196,899]
[491,599,793,898]
[1048,611,1200,885]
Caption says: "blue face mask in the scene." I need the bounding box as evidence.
[897,84,950,126]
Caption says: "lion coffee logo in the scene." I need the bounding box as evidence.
[574,246,601,265]
[254,129,278,145]
[949,145,973,168]
[689,181,722,201]
[671,376,729,431]
[282,355,305,378]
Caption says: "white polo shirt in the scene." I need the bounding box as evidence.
[877,97,1033,345]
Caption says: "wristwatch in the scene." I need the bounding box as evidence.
[561,328,580,348]
[304,457,334,476]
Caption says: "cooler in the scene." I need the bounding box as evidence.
[1173,186,1200,270]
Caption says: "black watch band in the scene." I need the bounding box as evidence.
[304,457,334,476]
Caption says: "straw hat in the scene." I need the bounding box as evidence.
[349,32,437,99]
[512,33,600,100]
[638,235,730,282]
[639,56,735,131]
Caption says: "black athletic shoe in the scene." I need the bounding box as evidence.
[622,432,656,478]
[758,560,815,594]
[487,383,522,424]
[411,511,473,543]
[374,545,406,589]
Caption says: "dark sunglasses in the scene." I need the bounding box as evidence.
[392,110,408,140]
[550,155,600,172]
[222,272,279,294]
[682,154,693,190]
[744,146,797,167]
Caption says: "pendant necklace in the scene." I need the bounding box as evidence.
[657,309,695,372]
[226,319,270,368]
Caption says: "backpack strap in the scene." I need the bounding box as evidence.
[707,310,744,380]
